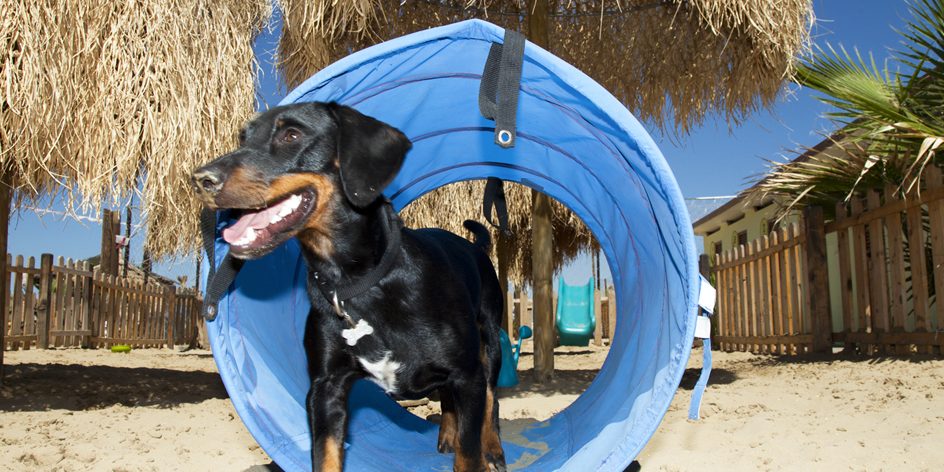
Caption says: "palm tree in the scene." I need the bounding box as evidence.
[752,0,944,213]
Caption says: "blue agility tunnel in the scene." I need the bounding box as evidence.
[207,19,699,471]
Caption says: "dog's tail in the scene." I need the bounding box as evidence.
[463,220,492,251]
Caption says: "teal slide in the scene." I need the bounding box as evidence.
[556,277,596,346]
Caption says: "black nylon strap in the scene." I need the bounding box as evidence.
[318,202,402,303]
[478,29,525,148]
[200,209,244,321]
[483,177,511,236]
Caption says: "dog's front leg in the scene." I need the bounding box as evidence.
[307,371,358,472]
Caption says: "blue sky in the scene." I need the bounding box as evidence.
[6,0,915,286]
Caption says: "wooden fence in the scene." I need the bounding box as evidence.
[3,253,202,351]
[711,166,944,356]
[504,286,617,346]
[712,222,813,354]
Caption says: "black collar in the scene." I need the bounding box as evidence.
[313,201,401,320]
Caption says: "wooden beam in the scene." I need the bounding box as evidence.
[36,254,53,349]
[804,206,832,354]
[531,190,555,382]
[528,0,555,383]
[0,176,9,384]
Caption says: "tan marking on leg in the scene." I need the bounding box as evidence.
[453,448,479,472]
[439,388,459,453]
[481,386,505,463]
[323,436,344,472]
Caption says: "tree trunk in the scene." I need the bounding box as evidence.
[528,0,555,383]
[0,177,9,384]
[123,207,131,277]
[100,209,120,277]
[195,253,202,293]
[497,235,510,332]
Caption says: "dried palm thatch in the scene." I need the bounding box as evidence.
[278,0,813,134]
[1,0,270,259]
[277,0,812,284]
[399,180,594,285]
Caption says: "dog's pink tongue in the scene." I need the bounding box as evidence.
[221,206,280,244]
[221,194,302,245]
[222,213,260,244]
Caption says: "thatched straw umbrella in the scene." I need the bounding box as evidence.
[275,0,813,380]
[276,0,814,277]
[0,0,270,378]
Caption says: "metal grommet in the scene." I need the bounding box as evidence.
[497,129,513,146]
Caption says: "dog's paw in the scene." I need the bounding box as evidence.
[485,452,507,472]
[437,439,456,454]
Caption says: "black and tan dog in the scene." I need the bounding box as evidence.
[191,102,507,472]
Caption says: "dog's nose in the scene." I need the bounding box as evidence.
[192,169,224,196]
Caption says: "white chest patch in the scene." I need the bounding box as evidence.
[358,351,401,394]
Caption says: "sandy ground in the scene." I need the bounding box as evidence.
[1,344,942,471]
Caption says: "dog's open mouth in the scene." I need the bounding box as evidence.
[222,190,316,257]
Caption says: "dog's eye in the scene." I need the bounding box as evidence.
[278,127,302,144]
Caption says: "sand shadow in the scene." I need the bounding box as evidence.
[677,367,737,390]
[0,363,228,412]
[498,368,599,398]
[751,350,943,366]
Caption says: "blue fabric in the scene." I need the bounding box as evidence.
[688,335,713,421]
[207,19,699,471]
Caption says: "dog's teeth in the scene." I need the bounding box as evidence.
[270,214,282,224]
[235,228,257,246]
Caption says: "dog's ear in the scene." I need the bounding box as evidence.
[327,103,411,208]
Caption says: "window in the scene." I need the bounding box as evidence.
[736,230,748,247]
[713,241,723,256]
[764,219,778,235]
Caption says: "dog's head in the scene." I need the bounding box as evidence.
[191,102,411,259]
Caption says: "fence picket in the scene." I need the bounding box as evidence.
[739,245,750,352]
[866,190,891,354]
[23,257,36,350]
[884,185,908,354]
[10,256,25,350]
[925,166,944,353]
[769,230,784,354]
[835,202,854,351]
[850,198,873,353]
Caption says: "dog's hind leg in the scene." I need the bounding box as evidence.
[477,275,507,471]
[479,326,507,471]
[450,373,488,472]
[437,387,459,453]
[307,371,358,472]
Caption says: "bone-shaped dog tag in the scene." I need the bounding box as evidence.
[341,319,374,346]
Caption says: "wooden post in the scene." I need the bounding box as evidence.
[528,0,554,382]
[593,288,603,346]
[123,207,131,277]
[698,254,710,279]
[606,285,616,343]
[505,288,514,337]
[195,253,202,293]
[100,209,120,277]
[497,235,510,333]
[531,190,555,381]
[804,206,831,354]
[36,254,54,349]
[0,177,10,383]
[165,285,177,349]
